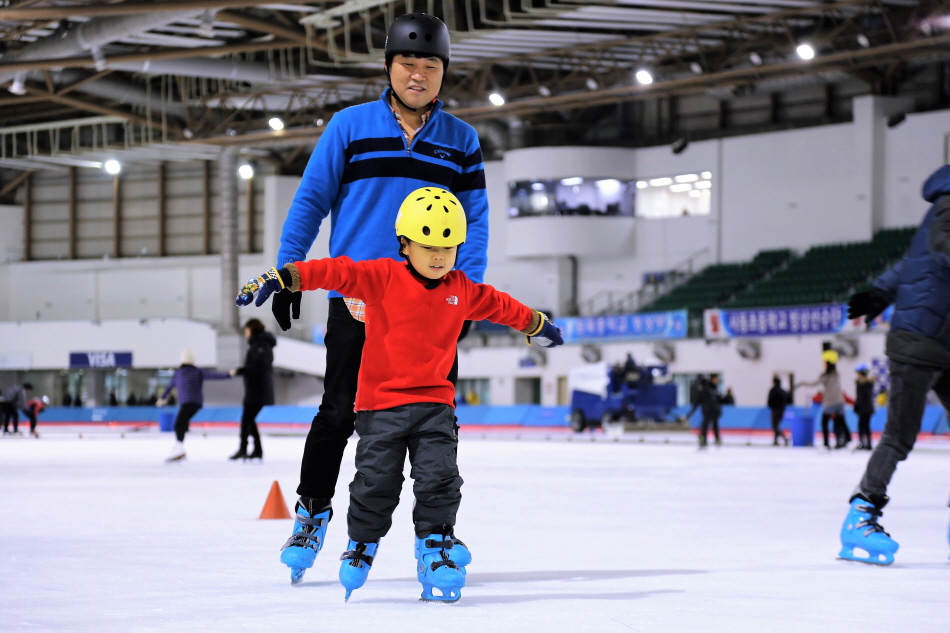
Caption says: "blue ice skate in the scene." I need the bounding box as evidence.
[414,531,472,573]
[839,496,899,565]
[280,498,332,584]
[416,533,466,603]
[339,540,378,601]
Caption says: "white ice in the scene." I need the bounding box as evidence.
[2,428,949,633]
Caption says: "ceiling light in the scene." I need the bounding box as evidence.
[701,171,712,179]
[675,174,699,183]
[585,77,599,91]
[796,43,815,60]
[636,181,648,189]
[596,179,621,195]
[689,62,703,75]
[670,183,692,193]
[635,69,653,85]
[9,72,26,95]
[560,177,583,186]
[268,117,284,131]
[688,190,702,198]
[489,93,505,106]
[538,85,552,97]
[531,182,545,191]
[857,34,870,48]
[182,128,194,139]
[314,118,324,127]
[238,164,254,180]
[649,177,673,187]
[695,180,712,189]
[103,160,121,175]
[749,52,763,66]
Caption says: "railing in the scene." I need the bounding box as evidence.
[578,247,711,316]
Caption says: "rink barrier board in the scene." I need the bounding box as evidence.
[27,404,950,434]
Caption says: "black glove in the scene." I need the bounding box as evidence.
[236,267,293,308]
[847,288,889,324]
[272,289,302,332]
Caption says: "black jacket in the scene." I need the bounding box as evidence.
[239,331,276,405]
[697,383,723,419]
[854,377,875,416]
[767,385,789,411]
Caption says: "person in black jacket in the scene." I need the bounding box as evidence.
[698,374,723,448]
[230,318,277,460]
[853,364,876,451]
[767,376,790,446]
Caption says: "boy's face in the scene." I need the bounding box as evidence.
[402,239,457,280]
[389,54,444,110]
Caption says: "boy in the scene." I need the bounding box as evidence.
[237,188,562,602]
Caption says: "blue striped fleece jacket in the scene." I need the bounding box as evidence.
[277,90,489,297]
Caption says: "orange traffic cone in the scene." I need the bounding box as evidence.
[259,480,293,520]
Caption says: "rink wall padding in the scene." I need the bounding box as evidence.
[31,404,949,434]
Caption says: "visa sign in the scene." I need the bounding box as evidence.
[69,352,133,368]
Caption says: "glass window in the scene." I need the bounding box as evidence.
[635,172,712,219]
[508,178,636,218]
[457,378,490,405]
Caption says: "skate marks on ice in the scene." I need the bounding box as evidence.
[354,569,701,605]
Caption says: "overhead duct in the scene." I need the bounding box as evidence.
[0,10,202,86]
[107,57,296,84]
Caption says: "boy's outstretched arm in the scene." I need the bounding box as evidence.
[236,257,390,308]
[467,283,564,348]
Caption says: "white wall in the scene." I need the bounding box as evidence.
[0,205,24,264]
[883,108,950,228]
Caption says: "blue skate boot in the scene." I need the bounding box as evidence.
[416,532,466,603]
[414,528,472,574]
[339,540,378,601]
[279,497,332,584]
[839,494,899,565]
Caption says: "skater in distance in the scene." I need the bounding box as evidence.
[838,164,950,566]
[237,188,563,602]
[266,12,490,591]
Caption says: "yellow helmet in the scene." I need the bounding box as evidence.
[822,349,839,364]
[394,187,466,247]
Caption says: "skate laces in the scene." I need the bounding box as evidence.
[422,537,460,572]
[281,512,327,552]
[855,503,890,537]
[341,542,375,567]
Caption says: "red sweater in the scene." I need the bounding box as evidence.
[295,257,534,411]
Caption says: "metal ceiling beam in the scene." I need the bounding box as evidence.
[0,0,327,21]
[448,33,950,121]
[216,10,310,46]
[0,39,297,74]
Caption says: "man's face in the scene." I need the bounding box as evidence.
[403,239,457,280]
[388,54,444,110]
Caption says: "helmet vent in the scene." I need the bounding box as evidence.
[426,204,432,210]
[409,32,417,40]
[443,206,449,213]
[443,229,451,238]
[422,226,431,236]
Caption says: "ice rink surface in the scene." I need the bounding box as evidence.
[2,428,948,633]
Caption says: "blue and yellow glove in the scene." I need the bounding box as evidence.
[236,266,296,308]
[524,311,563,348]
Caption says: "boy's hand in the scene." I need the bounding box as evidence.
[236,267,293,308]
[531,318,564,348]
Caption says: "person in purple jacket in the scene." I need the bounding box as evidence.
[159,349,233,462]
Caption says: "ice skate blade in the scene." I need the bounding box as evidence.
[290,568,306,584]
[420,597,460,604]
[838,546,894,566]
[420,585,462,603]
[165,455,186,463]
[344,589,352,602]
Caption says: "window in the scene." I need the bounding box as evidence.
[508,178,636,218]
[635,172,712,219]
[457,378,490,405]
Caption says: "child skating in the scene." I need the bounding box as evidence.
[237,188,563,602]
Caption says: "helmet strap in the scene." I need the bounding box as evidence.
[387,84,419,113]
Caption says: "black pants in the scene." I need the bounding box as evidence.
[857,413,873,448]
[699,414,720,442]
[23,410,37,433]
[174,403,202,442]
[821,411,850,447]
[239,402,264,449]
[857,360,950,499]
[347,403,461,542]
[1,402,18,432]
[770,408,787,444]
[297,298,460,500]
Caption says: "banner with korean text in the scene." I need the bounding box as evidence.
[703,304,893,338]
[560,310,688,343]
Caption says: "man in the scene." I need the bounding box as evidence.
[697,374,723,448]
[270,14,489,584]
[767,376,789,446]
[1,382,32,434]
[839,164,950,565]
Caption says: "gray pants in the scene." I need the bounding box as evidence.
[856,360,950,499]
[347,403,462,542]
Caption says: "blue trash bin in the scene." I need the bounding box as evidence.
[158,410,175,433]
[788,410,814,447]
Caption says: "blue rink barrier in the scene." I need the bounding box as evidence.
[32,404,949,433]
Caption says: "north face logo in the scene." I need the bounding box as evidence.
[446,295,458,305]
[434,149,451,159]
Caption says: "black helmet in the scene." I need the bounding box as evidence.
[385,13,450,68]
